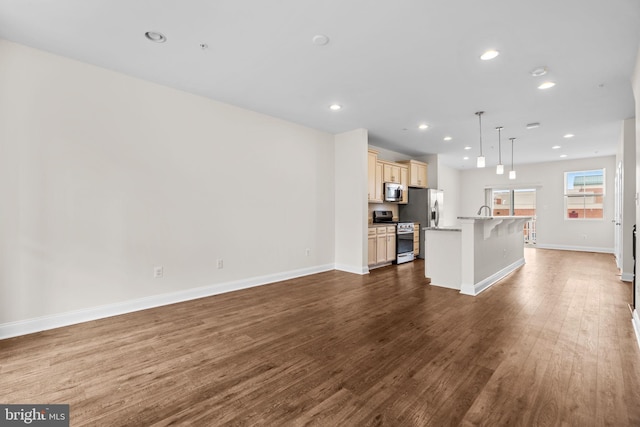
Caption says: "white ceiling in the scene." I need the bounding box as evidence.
[1,0,639,169]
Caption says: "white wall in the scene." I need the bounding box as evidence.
[459,156,617,253]
[0,40,336,330]
[618,118,636,281]
[335,129,368,274]
[632,46,640,345]
[436,163,461,227]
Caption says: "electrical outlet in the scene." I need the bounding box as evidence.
[581,234,588,240]
[305,248,310,256]
[153,265,163,278]
[217,259,224,269]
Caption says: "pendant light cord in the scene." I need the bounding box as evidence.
[510,137,515,169]
[497,127,502,163]
[476,111,484,156]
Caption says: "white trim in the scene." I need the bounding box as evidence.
[621,272,634,282]
[335,264,369,275]
[633,309,640,350]
[460,258,525,296]
[535,243,614,254]
[0,264,335,340]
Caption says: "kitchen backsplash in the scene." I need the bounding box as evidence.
[369,203,399,223]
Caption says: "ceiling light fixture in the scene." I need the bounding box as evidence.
[418,123,429,130]
[552,145,561,149]
[526,122,541,129]
[312,34,330,46]
[443,136,452,141]
[538,81,556,90]
[475,111,485,168]
[145,31,166,43]
[563,133,575,138]
[329,104,342,111]
[509,137,516,180]
[464,146,472,150]
[480,50,499,60]
[496,126,504,175]
[463,156,469,160]
[530,66,548,77]
[560,154,568,158]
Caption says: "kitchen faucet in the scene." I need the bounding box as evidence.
[477,205,491,216]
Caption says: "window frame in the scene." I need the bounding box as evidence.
[563,168,605,221]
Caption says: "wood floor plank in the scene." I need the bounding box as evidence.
[1,249,639,425]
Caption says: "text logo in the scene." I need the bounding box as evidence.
[1,405,69,426]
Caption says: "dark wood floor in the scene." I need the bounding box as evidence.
[1,248,639,426]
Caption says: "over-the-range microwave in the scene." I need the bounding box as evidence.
[384,182,403,202]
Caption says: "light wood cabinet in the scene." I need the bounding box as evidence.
[399,160,428,188]
[367,228,377,265]
[375,163,383,202]
[413,223,420,255]
[368,150,383,203]
[382,162,401,184]
[386,230,397,261]
[399,165,408,204]
[368,225,397,266]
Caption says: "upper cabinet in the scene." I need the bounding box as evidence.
[399,160,428,188]
[381,161,401,184]
[368,150,383,203]
[400,166,408,204]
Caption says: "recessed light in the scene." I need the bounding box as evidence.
[443,136,452,141]
[464,146,472,150]
[329,104,342,111]
[526,122,541,129]
[563,133,574,138]
[145,31,166,43]
[538,81,556,90]
[463,156,469,160]
[312,34,330,46]
[552,145,561,149]
[480,50,499,60]
[560,154,568,158]
[418,124,429,130]
[530,66,548,77]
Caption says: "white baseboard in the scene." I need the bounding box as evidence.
[0,263,335,340]
[535,243,614,254]
[460,258,525,296]
[633,309,640,350]
[621,272,634,282]
[335,264,369,275]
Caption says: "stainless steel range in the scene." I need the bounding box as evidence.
[395,222,415,264]
[372,211,415,264]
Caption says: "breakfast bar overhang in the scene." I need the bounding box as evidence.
[425,216,533,296]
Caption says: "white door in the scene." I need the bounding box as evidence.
[614,161,623,269]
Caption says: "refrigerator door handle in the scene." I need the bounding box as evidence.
[433,199,440,227]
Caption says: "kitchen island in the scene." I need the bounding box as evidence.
[425,216,532,296]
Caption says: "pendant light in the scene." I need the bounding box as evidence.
[475,111,485,168]
[509,137,516,180]
[496,126,504,175]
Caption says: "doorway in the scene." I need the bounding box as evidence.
[490,188,537,244]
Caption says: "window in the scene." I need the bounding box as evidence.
[564,169,605,220]
[490,188,537,244]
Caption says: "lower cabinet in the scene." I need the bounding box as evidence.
[369,225,396,267]
[367,228,377,265]
[413,222,420,255]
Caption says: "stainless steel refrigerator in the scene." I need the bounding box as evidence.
[398,188,444,259]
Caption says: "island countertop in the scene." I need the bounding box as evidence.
[457,216,533,220]
[424,227,462,232]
